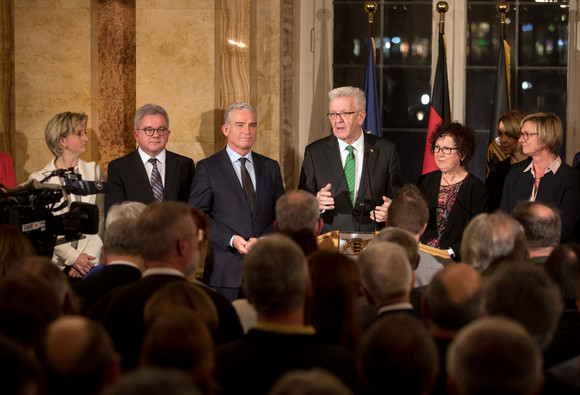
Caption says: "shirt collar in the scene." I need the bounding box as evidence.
[138,147,167,165]
[337,130,365,153]
[226,144,253,164]
[254,322,316,335]
[523,156,562,176]
[142,267,184,278]
[377,302,413,315]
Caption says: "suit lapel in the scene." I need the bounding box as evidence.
[164,152,176,199]
[326,137,347,194]
[129,151,155,200]
[358,134,377,200]
[218,150,252,213]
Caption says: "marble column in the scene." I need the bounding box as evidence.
[98,0,136,173]
[0,0,14,156]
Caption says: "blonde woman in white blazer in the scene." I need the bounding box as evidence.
[29,112,104,278]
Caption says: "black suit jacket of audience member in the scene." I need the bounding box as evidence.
[215,329,360,395]
[188,149,285,289]
[105,150,195,215]
[71,263,141,314]
[418,171,489,261]
[87,275,243,371]
[500,163,580,242]
[299,133,405,233]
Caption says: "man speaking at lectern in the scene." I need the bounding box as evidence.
[299,86,404,233]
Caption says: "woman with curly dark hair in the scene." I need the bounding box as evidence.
[417,121,489,261]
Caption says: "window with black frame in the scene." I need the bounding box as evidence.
[466,0,569,159]
[333,0,433,184]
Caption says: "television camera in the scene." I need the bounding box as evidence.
[0,168,108,258]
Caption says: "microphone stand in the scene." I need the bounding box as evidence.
[364,150,378,232]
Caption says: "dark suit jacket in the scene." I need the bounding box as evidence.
[215,329,359,395]
[418,171,489,260]
[188,149,285,288]
[87,273,244,371]
[500,162,580,241]
[298,133,405,233]
[71,263,141,314]
[87,274,183,371]
[105,150,195,215]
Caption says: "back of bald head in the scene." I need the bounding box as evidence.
[357,242,412,307]
[424,263,482,331]
[41,316,118,395]
[447,317,543,395]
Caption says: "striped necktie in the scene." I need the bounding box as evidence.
[344,145,355,204]
[149,158,164,202]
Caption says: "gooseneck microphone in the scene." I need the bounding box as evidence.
[364,150,378,232]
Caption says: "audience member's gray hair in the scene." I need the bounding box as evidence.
[275,190,320,233]
[328,86,366,111]
[268,368,353,395]
[357,242,411,306]
[243,234,308,316]
[134,104,169,130]
[103,219,141,256]
[375,228,420,270]
[447,317,543,395]
[224,102,257,125]
[482,263,563,349]
[511,201,561,249]
[136,202,196,262]
[106,201,147,228]
[359,312,439,395]
[460,212,528,274]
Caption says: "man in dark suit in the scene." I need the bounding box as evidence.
[72,219,143,314]
[358,241,424,328]
[189,102,285,301]
[215,234,359,394]
[105,104,195,215]
[87,202,200,370]
[299,86,404,233]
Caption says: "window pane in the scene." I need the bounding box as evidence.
[382,4,432,66]
[383,68,431,128]
[334,3,370,65]
[519,4,569,67]
[518,70,567,128]
[333,66,366,90]
[465,69,494,130]
[467,4,516,66]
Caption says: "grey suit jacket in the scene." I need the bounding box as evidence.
[105,149,194,215]
[299,133,405,233]
[188,149,285,288]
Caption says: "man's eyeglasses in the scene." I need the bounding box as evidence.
[432,146,458,155]
[327,111,356,120]
[520,132,539,140]
[136,127,169,136]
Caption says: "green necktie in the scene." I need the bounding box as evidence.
[344,145,356,204]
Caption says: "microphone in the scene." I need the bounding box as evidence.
[364,150,377,232]
[68,180,109,196]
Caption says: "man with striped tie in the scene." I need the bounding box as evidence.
[105,104,195,215]
[299,86,405,233]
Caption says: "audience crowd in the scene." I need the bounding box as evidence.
[1,102,580,394]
